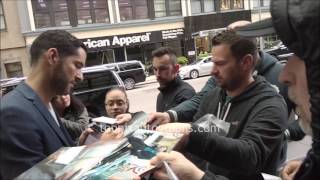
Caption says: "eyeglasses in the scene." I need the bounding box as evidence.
[105,100,126,107]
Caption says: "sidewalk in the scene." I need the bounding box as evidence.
[137,75,157,85]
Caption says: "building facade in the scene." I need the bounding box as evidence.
[1,0,257,78]
[0,0,29,79]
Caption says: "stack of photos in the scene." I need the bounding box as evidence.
[15,139,129,180]
[16,119,183,180]
[81,129,183,179]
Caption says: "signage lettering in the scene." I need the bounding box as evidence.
[112,33,151,46]
[84,39,111,48]
[82,28,184,52]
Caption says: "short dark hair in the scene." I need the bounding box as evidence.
[30,30,87,66]
[151,47,177,65]
[211,30,257,61]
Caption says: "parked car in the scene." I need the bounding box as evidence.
[0,66,124,116]
[0,77,26,96]
[103,60,146,90]
[73,66,124,116]
[179,56,213,79]
[265,42,290,64]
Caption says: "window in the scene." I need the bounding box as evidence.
[32,0,70,28]
[154,0,166,17]
[118,0,148,21]
[76,0,110,25]
[233,0,243,9]
[220,0,231,10]
[191,0,215,14]
[191,0,201,14]
[5,62,23,78]
[0,0,6,30]
[252,0,270,8]
[220,0,243,11]
[154,0,182,18]
[31,0,110,28]
[169,0,182,16]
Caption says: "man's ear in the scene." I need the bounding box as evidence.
[174,64,180,73]
[241,54,254,71]
[46,48,59,65]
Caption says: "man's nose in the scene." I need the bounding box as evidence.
[76,70,83,81]
[154,70,160,77]
[112,104,119,109]
[211,65,218,76]
[278,67,290,85]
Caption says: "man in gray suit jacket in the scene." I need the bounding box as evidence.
[0,30,87,179]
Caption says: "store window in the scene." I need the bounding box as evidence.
[86,50,115,66]
[76,0,110,25]
[31,0,110,28]
[0,0,6,30]
[126,46,143,61]
[5,62,23,78]
[154,0,182,18]
[118,0,148,21]
[191,0,215,14]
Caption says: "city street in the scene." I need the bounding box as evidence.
[128,75,311,162]
[128,75,210,113]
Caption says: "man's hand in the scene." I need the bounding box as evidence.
[115,113,132,125]
[78,128,95,145]
[100,127,124,141]
[78,127,124,145]
[156,123,191,135]
[150,151,204,180]
[156,123,191,151]
[147,112,171,129]
[281,160,302,180]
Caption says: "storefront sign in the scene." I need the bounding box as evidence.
[188,51,196,56]
[82,28,184,52]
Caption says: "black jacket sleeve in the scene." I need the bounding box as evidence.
[186,98,287,175]
[287,120,305,141]
[174,88,196,106]
[172,77,217,122]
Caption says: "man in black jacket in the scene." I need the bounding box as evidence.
[150,30,287,180]
[152,47,195,113]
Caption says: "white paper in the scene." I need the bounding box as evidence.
[55,146,85,165]
[262,173,281,180]
[92,116,116,124]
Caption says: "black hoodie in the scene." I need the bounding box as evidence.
[187,76,288,180]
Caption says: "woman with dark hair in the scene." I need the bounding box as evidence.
[52,94,90,141]
[104,87,133,124]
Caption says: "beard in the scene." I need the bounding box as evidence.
[217,74,242,92]
[52,65,71,95]
[298,118,313,136]
[289,90,312,136]
[295,106,312,136]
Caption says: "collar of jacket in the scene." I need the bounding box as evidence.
[17,82,73,146]
[158,76,182,93]
[255,51,278,75]
[219,75,278,104]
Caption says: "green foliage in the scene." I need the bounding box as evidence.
[198,51,209,58]
[177,56,188,65]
